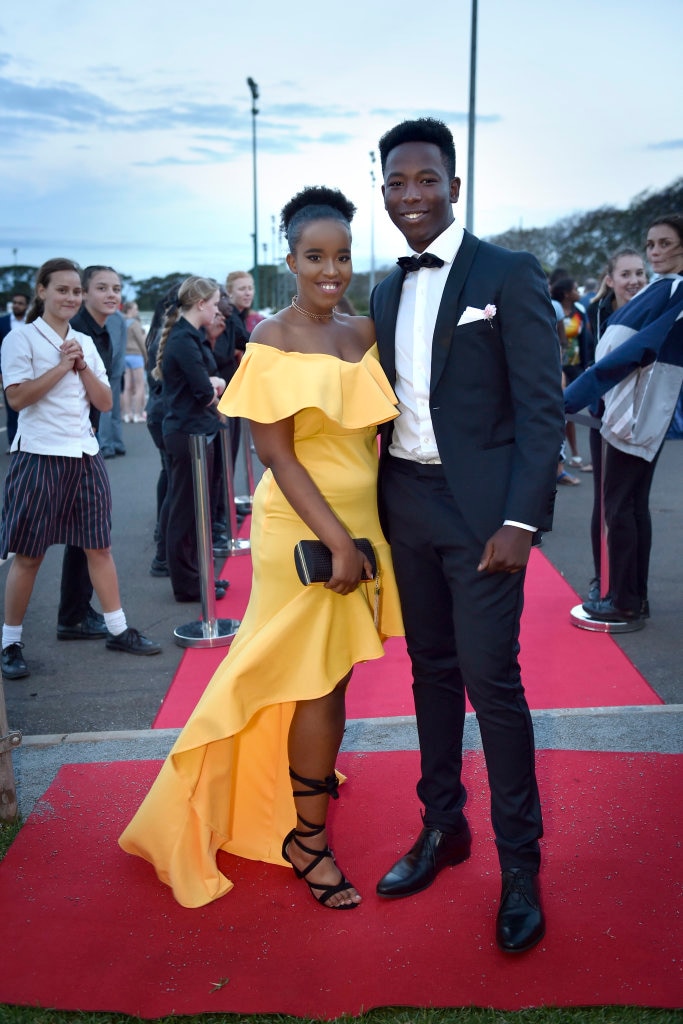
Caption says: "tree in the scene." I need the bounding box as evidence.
[131,273,192,311]
[487,178,683,280]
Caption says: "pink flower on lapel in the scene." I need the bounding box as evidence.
[483,304,497,327]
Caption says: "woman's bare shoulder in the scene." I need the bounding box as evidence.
[336,311,376,352]
[248,313,288,350]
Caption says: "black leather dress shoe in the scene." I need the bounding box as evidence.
[582,597,641,622]
[496,869,545,953]
[376,824,472,899]
[57,614,109,640]
[175,584,227,602]
[105,627,161,656]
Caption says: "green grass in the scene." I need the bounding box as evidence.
[0,1007,680,1023]
[0,815,22,860]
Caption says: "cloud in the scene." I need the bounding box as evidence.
[370,107,501,125]
[0,69,362,161]
[646,139,683,151]
[267,103,359,120]
[0,76,117,127]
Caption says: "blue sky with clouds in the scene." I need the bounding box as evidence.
[0,0,681,287]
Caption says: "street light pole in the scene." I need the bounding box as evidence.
[369,151,376,299]
[466,0,478,233]
[247,77,259,307]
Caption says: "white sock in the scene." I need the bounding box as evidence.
[2,624,23,649]
[104,609,127,636]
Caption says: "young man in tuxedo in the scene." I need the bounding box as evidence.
[371,118,564,953]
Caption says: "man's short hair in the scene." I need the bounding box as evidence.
[378,117,456,178]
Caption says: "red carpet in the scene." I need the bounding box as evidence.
[154,548,661,728]
[0,750,679,1017]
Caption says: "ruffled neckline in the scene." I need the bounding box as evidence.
[242,341,378,365]
[218,340,398,429]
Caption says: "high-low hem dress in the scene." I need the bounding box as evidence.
[119,342,404,908]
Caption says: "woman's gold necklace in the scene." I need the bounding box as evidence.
[291,296,336,322]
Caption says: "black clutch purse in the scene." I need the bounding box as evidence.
[294,538,377,585]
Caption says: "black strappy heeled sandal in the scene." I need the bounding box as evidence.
[281,767,359,910]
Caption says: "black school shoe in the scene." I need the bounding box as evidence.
[1,642,29,680]
[149,557,169,577]
[57,609,109,640]
[105,628,162,656]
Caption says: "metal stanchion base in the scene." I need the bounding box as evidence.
[569,604,646,633]
[174,618,241,649]
[213,538,251,557]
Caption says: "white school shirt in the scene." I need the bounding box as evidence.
[1,317,109,457]
[389,218,535,532]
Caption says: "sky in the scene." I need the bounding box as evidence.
[1,0,681,292]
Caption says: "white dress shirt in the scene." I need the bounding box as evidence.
[1,317,109,457]
[389,219,535,533]
[390,218,464,463]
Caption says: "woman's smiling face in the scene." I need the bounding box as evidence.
[287,218,353,310]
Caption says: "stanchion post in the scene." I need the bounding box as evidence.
[0,680,21,823]
[243,418,256,499]
[234,418,255,513]
[174,434,240,648]
[219,428,250,556]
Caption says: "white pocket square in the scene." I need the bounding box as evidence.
[457,305,488,326]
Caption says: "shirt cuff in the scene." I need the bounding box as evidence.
[503,520,537,532]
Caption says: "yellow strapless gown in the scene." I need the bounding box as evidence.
[119,343,403,907]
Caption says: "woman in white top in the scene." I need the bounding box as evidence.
[0,258,161,681]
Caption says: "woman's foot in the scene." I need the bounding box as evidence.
[283,827,361,909]
[557,470,580,486]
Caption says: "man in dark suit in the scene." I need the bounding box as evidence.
[0,291,30,447]
[371,118,564,953]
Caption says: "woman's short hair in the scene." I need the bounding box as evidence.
[280,186,356,253]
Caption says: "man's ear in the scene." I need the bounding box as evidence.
[450,177,462,204]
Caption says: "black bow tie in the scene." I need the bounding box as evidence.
[397,252,445,272]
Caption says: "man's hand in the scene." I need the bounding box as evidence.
[477,524,533,574]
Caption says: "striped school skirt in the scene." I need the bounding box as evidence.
[0,451,112,559]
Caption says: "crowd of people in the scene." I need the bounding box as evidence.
[546,215,683,624]
[1,115,680,956]
[0,263,263,676]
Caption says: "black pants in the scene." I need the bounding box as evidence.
[4,391,18,448]
[58,545,94,626]
[382,457,542,873]
[588,427,603,580]
[147,420,171,562]
[603,442,662,613]
[164,431,215,600]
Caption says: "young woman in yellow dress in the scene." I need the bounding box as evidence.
[119,186,403,910]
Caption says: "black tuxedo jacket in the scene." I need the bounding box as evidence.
[371,231,565,546]
[0,314,13,343]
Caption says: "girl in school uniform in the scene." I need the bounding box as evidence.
[0,258,161,680]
